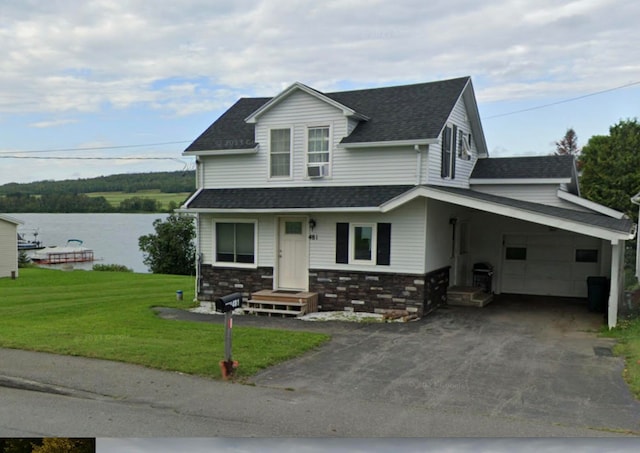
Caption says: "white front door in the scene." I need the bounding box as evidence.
[277,217,308,291]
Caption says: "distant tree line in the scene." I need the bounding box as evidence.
[0,193,177,213]
[0,170,194,195]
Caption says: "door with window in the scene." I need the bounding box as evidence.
[277,217,308,291]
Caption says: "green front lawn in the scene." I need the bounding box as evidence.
[603,319,640,399]
[0,269,329,379]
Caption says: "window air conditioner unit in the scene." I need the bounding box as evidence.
[307,164,328,178]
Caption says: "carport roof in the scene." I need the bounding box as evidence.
[423,186,634,233]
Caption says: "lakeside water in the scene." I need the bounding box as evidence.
[13,213,168,273]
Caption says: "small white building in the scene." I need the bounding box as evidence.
[0,214,22,278]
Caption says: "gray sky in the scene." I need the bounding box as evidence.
[1,0,639,184]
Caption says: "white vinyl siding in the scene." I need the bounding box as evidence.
[427,95,477,188]
[200,90,420,188]
[471,184,592,211]
[0,219,19,278]
[310,199,427,274]
[198,202,426,275]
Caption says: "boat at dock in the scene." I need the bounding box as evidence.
[17,230,44,250]
[30,239,94,264]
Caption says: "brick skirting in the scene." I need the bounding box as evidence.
[198,265,450,317]
[309,267,449,317]
[198,265,274,301]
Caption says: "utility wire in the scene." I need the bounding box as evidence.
[483,80,640,119]
[0,140,191,155]
[1,79,638,158]
[0,156,185,160]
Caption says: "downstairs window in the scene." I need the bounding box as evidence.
[215,221,256,265]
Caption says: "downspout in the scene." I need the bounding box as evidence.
[608,241,622,329]
[194,158,203,302]
[415,144,422,186]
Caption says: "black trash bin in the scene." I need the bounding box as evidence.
[586,276,609,313]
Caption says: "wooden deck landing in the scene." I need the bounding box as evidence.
[244,290,319,317]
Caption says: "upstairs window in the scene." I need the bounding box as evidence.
[307,127,330,164]
[441,125,457,179]
[457,129,472,161]
[270,128,291,178]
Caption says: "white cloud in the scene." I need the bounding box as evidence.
[29,118,79,128]
[1,0,639,183]
[1,0,639,118]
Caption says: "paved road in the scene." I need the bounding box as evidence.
[1,298,639,437]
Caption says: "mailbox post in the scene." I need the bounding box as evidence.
[215,292,242,379]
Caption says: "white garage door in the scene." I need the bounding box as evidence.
[501,233,601,297]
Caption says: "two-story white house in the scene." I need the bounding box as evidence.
[180,76,635,327]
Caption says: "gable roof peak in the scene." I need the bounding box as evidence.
[244,81,367,123]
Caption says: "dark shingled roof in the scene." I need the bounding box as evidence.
[471,155,575,180]
[185,77,470,152]
[427,185,634,234]
[186,185,414,209]
[184,184,633,235]
[185,98,269,152]
[327,77,469,144]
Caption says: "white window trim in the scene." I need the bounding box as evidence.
[268,127,293,180]
[349,223,377,265]
[213,219,258,269]
[305,125,332,178]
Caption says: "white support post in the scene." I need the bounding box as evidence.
[608,241,621,329]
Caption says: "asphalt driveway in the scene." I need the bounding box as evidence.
[2,296,639,436]
[248,296,640,433]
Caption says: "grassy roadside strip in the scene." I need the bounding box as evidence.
[0,268,329,379]
[602,319,640,398]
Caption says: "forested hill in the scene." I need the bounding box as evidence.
[0,171,195,195]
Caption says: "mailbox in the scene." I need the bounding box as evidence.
[215,292,243,313]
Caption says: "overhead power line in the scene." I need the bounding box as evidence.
[0,140,191,155]
[0,156,185,161]
[1,79,638,159]
[483,80,640,120]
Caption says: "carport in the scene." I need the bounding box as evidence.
[381,185,637,327]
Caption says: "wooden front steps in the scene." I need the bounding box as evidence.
[447,286,493,307]
[244,290,319,317]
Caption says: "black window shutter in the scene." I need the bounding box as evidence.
[336,223,349,264]
[376,223,391,265]
[441,126,452,178]
[451,125,457,179]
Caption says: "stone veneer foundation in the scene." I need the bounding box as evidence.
[198,264,450,318]
[198,265,275,302]
[309,267,449,317]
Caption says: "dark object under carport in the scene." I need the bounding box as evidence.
[472,263,493,293]
[586,276,609,313]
